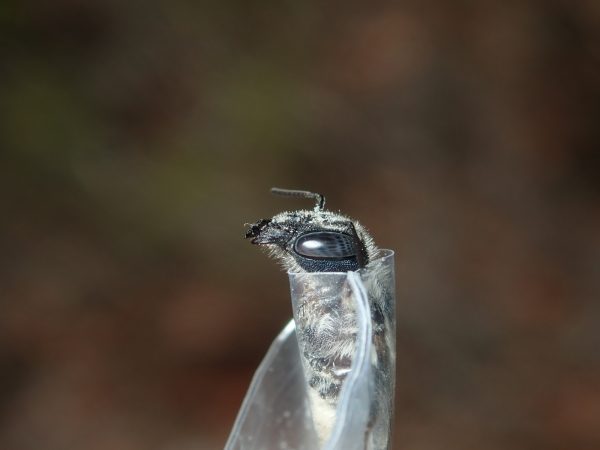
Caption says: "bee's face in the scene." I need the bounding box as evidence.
[245,209,375,273]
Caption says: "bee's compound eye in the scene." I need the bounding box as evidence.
[294,232,356,259]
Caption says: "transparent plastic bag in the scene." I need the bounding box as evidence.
[225,250,395,450]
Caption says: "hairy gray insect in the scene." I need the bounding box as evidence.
[245,188,395,449]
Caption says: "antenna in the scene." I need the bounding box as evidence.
[270,187,326,211]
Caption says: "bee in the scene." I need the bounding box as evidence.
[245,188,378,272]
[245,188,394,449]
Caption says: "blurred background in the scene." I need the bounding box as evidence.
[1,0,599,449]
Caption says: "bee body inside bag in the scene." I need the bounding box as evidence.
[225,250,395,450]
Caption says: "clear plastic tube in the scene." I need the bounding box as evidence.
[225,250,395,450]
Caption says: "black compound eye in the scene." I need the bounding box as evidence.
[293,231,356,259]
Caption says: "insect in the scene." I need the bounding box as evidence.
[245,188,394,449]
[245,188,378,272]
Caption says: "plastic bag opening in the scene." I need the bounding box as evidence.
[225,250,395,450]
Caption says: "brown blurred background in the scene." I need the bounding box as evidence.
[1,1,599,449]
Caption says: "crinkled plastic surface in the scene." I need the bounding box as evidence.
[225,250,395,450]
